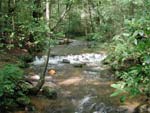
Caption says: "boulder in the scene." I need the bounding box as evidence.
[73,63,86,68]
[58,38,73,45]
[48,69,56,76]
[86,67,101,72]
[16,96,30,106]
[29,75,40,81]
[62,59,70,63]
[42,86,57,99]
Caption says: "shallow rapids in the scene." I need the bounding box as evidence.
[21,40,140,113]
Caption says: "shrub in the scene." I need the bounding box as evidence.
[107,11,150,101]
[0,64,30,110]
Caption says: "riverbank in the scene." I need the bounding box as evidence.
[0,39,146,113]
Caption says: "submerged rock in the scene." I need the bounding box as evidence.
[62,59,70,63]
[84,71,98,76]
[73,63,86,68]
[86,67,101,72]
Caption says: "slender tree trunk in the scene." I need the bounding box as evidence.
[30,1,71,94]
[46,0,50,27]
[87,0,94,32]
[57,0,60,17]
[30,46,51,94]
[92,2,101,25]
[85,19,88,36]
[0,0,2,38]
[30,0,51,95]
[51,2,72,32]
[83,3,88,36]
[30,0,73,95]
[12,0,15,31]
[30,1,73,95]
[0,1,1,16]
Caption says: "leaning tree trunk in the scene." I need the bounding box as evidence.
[30,0,51,95]
[30,0,73,95]
[30,46,51,94]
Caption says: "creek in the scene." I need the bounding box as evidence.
[16,40,140,113]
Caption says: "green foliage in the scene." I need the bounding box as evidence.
[0,64,23,81]
[20,20,49,52]
[107,4,150,100]
[1,0,150,106]
[65,12,84,36]
[0,0,49,52]
[42,86,57,99]
[86,32,103,41]
[0,64,30,110]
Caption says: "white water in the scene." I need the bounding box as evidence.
[32,53,107,66]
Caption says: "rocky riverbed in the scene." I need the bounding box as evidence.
[19,40,144,113]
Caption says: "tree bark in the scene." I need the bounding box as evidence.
[30,46,51,94]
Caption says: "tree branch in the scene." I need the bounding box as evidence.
[51,3,72,32]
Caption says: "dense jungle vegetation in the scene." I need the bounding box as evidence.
[0,0,150,112]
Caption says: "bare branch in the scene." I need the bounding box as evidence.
[51,3,73,32]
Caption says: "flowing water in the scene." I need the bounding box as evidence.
[16,40,141,113]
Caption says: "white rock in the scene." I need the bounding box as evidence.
[30,75,40,81]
